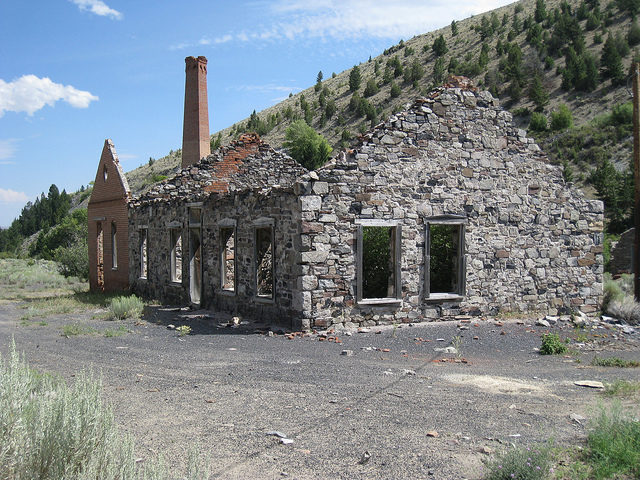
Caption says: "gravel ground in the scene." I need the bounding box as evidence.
[1,303,639,479]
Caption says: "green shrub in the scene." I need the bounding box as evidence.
[363,78,379,97]
[550,104,573,131]
[529,112,547,131]
[283,120,333,170]
[54,235,89,279]
[540,332,568,355]
[592,356,640,367]
[109,295,144,320]
[587,403,640,478]
[483,443,553,480]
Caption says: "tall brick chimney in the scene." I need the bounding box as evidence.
[182,56,210,168]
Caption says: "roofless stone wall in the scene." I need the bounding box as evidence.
[295,86,603,328]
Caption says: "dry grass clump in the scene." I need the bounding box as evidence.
[603,273,640,325]
[109,295,144,320]
[0,342,210,479]
[606,294,640,325]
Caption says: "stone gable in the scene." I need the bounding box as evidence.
[293,86,603,328]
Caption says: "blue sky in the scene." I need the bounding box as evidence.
[0,0,513,228]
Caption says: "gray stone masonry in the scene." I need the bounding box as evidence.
[294,86,603,329]
[127,84,603,330]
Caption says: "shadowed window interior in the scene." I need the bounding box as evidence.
[139,229,147,279]
[255,226,273,298]
[362,225,398,299]
[426,220,465,297]
[111,222,117,269]
[170,228,182,283]
[220,227,235,292]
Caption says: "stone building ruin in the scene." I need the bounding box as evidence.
[89,56,604,329]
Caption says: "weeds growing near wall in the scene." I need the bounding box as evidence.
[539,333,568,355]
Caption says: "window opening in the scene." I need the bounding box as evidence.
[361,225,400,300]
[96,222,104,289]
[255,226,273,298]
[111,222,117,269]
[220,227,236,292]
[170,228,183,283]
[189,227,202,305]
[103,165,108,182]
[139,229,148,279]
[189,207,202,226]
[426,220,466,297]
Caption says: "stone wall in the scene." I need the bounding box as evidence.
[128,135,307,327]
[129,189,302,326]
[295,87,603,328]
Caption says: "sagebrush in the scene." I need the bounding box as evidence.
[109,295,144,320]
[0,342,210,479]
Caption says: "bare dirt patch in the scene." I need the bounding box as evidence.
[1,303,639,479]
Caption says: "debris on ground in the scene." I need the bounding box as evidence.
[574,380,605,389]
[357,451,371,465]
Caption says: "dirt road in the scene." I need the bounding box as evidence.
[1,304,638,479]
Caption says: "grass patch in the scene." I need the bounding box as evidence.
[586,403,640,479]
[592,356,640,368]
[0,341,210,479]
[104,325,129,338]
[109,295,144,320]
[18,290,118,320]
[0,258,86,301]
[61,323,96,337]
[539,333,569,355]
[603,379,640,397]
[483,442,553,479]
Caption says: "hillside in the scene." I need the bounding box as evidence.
[123,0,637,225]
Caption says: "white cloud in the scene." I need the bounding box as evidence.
[70,0,122,20]
[210,0,514,44]
[0,139,18,160]
[230,84,303,95]
[0,188,28,204]
[0,75,99,117]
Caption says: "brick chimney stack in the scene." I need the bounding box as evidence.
[182,55,210,168]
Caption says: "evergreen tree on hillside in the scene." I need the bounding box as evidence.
[432,34,448,56]
[601,34,625,85]
[349,65,362,91]
[529,75,549,111]
[535,0,548,22]
[433,57,447,85]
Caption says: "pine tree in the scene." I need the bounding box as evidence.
[528,75,549,111]
[433,57,446,85]
[451,20,458,36]
[535,0,547,22]
[432,34,448,56]
[349,65,361,91]
[601,34,625,85]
